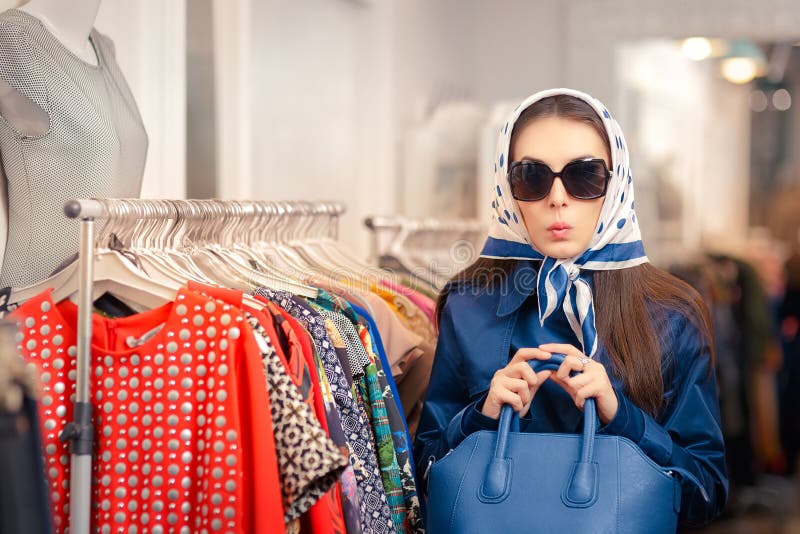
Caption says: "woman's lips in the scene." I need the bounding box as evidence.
[547,222,572,240]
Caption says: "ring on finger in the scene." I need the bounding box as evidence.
[578,356,591,371]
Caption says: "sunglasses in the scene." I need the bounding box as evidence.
[508,158,611,201]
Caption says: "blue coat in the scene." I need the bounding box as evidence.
[413,260,728,527]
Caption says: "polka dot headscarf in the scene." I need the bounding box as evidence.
[480,88,648,357]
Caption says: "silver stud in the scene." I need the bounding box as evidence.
[217,364,229,377]
[212,467,223,480]
[142,366,153,378]
[117,414,127,425]
[154,426,164,439]
[46,444,57,455]
[207,352,216,364]
[142,391,153,403]
[167,415,179,427]
[101,498,111,511]
[167,342,178,353]
[129,377,140,389]
[205,301,216,313]
[140,511,150,524]
[54,382,65,394]
[60,455,69,466]
[115,462,126,474]
[129,427,139,439]
[115,487,126,499]
[225,480,236,492]
[128,475,138,488]
[154,353,165,365]
[141,487,150,499]
[228,327,240,340]
[104,355,114,367]
[103,402,113,414]
[153,500,164,512]
[225,454,236,467]
[26,339,37,351]
[215,416,226,428]
[103,426,112,437]
[212,518,222,530]
[95,366,103,377]
[115,512,126,523]
[101,475,111,487]
[142,415,153,427]
[179,329,191,341]
[129,451,139,463]
[49,468,58,478]
[52,358,64,370]
[220,314,231,326]
[213,441,224,453]
[153,475,163,487]
[197,415,206,426]
[181,476,192,489]
[119,366,129,378]
[207,377,215,389]
[197,365,207,377]
[168,390,179,402]
[128,525,138,534]
[41,348,51,359]
[216,390,228,402]
[219,339,229,351]
[176,304,187,316]
[154,403,164,414]
[168,439,179,451]
[95,391,103,401]
[52,335,63,346]
[226,430,237,442]
[101,451,112,462]
[181,502,191,514]
[168,489,179,501]
[116,438,127,450]
[154,451,164,463]
[193,315,204,327]
[68,370,76,381]
[195,339,207,351]
[130,354,141,366]
[206,326,217,338]
[129,401,140,414]
[180,352,192,364]
[41,372,52,383]
[154,379,164,390]
[25,317,35,328]
[168,463,179,476]
[168,512,178,524]
[104,377,114,389]
[211,492,222,505]
[42,396,53,406]
[167,365,179,377]
[180,429,192,442]
[224,506,235,519]
[40,324,51,335]
[142,464,152,476]
[196,390,207,402]
[181,377,193,389]
[181,402,192,415]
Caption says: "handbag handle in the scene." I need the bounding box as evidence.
[480,353,600,507]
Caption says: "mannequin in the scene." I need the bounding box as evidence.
[0,0,148,288]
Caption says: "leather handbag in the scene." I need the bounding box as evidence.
[427,354,690,533]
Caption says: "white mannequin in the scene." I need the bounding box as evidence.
[0,0,102,280]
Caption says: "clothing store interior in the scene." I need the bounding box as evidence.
[0,0,799,533]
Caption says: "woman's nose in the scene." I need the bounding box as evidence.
[548,177,569,207]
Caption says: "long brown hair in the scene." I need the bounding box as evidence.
[437,95,714,417]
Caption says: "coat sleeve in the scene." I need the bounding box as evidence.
[600,312,729,527]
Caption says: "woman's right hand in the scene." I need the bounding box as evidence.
[480,348,553,420]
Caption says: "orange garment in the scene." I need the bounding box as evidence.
[10,288,285,534]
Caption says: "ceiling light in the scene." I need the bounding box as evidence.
[721,57,759,84]
[681,38,712,61]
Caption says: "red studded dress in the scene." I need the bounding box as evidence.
[10,288,285,534]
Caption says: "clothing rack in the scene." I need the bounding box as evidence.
[363,215,486,290]
[61,198,345,534]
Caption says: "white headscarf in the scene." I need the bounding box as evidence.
[480,88,648,357]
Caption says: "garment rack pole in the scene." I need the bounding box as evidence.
[62,199,106,534]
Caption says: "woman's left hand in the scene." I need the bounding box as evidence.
[533,343,619,425]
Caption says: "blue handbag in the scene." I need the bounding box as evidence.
[427,354,691,533]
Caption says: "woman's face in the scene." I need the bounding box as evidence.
[511,116,609,259]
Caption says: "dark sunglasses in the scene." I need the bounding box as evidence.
[508,158,611,201]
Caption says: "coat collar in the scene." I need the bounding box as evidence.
[496,260,539,317]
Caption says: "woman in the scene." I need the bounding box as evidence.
[413,88,728,527]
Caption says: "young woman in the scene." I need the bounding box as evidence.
[413,88,728,527]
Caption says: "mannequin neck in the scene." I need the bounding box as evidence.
[18,0,101,65]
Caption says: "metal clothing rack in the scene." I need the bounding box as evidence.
[60,198,345,534]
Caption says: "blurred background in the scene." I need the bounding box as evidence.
[3,0,799,531]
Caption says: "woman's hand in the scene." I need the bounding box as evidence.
[532,343,619,425]
[481,348,553,420]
